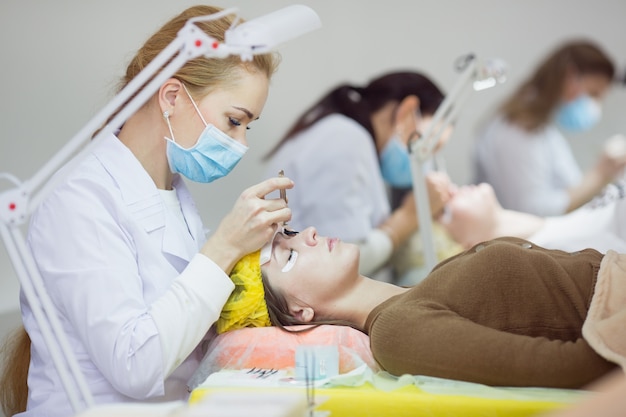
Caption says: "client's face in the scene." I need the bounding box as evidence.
[261,227,360,309]
[442,183,499,248]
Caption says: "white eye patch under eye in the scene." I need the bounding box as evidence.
[282,250,298,272]
[260,229,281,266]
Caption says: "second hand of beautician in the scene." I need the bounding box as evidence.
[204,174,294,274]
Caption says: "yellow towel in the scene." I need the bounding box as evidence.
[217,250,271,334]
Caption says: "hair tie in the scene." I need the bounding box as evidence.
[347,88,362,103]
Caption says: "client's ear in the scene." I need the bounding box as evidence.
[291,305,314,323]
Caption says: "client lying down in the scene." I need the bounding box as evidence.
[217,227,625,389]
[442,181,626,253]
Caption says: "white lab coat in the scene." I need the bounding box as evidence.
[474,115,582,216]
[264,114,393,280]
[20,134,234,417]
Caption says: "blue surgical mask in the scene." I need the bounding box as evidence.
[555,94,602,133]
[379,134,413,188]
[164,123,247,183]
[163,85,248,183]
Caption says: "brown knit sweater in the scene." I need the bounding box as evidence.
[365,237,616,388]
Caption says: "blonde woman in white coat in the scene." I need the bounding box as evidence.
[1,6,292,417]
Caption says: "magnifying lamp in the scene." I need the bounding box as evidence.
[0,5,320,414]
[409,54,507,273]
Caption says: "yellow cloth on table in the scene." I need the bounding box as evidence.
[190,382,583,417]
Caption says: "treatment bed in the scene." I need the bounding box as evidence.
[187,325,586,417]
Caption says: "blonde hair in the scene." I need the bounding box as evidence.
[0,326,30,416]
[108,5,280,127]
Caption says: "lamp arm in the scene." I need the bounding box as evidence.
[409,54,506,273]
[32,36,191,211]
[411,57,478,162]
[0,223,91,410]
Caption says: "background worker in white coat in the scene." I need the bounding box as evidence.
[0,5,293,417]
[473,39,625,216]
[264,71,454,283]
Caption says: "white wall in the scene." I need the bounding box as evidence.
[1,0,625,313]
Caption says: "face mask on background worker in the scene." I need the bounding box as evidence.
[555,94,602,133]
[379,133,413,188]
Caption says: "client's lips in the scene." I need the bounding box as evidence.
[328,238,338,252]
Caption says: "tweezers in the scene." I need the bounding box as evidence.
[278,170,288,204]
[279,170,289,227]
